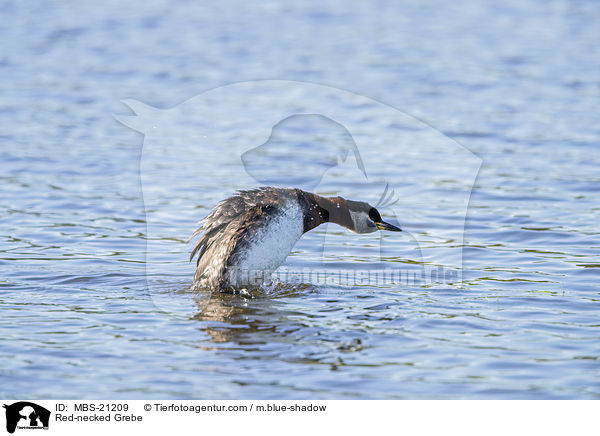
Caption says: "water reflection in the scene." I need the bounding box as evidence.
[191,285,314,345]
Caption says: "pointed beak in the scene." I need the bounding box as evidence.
[376,221,402,232]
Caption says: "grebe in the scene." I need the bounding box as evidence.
[190,187,401,292]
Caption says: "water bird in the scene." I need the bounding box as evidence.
[190,187,401,293]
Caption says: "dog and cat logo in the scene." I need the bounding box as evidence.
[3,402,50,434]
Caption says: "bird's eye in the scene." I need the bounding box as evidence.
[368,207,381,222]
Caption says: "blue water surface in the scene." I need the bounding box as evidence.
[1,0,599,399]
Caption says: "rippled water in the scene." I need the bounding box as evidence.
[1,0,599,399]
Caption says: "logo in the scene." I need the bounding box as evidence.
[115,80,481,316]
[3,402,50,434]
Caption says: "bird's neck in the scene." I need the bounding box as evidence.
[297,190,353,233]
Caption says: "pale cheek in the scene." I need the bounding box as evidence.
[359,221,378,234]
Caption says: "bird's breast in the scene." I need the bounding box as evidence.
[229,201,304,282]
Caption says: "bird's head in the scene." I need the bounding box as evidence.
[346,200,402,234]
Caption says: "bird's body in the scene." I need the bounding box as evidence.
[190,187,401,292]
